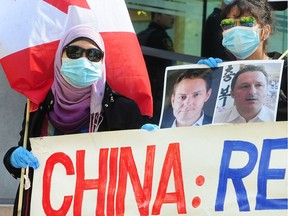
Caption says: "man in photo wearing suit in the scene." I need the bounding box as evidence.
[171,69,213,127]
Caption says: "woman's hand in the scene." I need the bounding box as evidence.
[10,146,39,169]
[197,57,223,68]
[141,123,160,131]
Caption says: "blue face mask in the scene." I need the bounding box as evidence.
[222,26,260,59]
[61,57,103,88]
[224,0,233,5]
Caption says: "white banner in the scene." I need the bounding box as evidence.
[30,122,288,215]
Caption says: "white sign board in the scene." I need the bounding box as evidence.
[30,122,288,215]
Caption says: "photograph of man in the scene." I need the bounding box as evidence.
[169,69,213,127]
[213,65,275,123]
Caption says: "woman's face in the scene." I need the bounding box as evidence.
[60,39,105,88]
[62,40,104,63]
[222,5,270,60]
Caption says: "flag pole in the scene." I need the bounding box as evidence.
[278,49,288,60]
[17,99,31,216]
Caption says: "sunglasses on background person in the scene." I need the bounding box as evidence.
[220,16,256,31]
[65,45,104,62]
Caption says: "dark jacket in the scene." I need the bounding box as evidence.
[268,51,287,121]
[201,7,235,61]
[203,114,213,125]
[3,83,146,216]
[137,22,174,124]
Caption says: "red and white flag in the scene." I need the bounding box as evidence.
[0,0,153,117]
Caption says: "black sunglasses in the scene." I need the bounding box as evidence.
[64,45,104,62]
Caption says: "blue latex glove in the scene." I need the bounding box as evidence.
[197,57,223,68]
[10,146,39,169]
[141,123,159,131]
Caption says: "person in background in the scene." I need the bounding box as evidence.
[214,65,274,123]
[137,12,175,124]
[198,0,287,121]
[3,24,149,216]
[201,0,236,61]
[170,69,213,127]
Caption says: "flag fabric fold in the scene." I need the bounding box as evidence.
[0,0,153,117]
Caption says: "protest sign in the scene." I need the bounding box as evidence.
[160,60,284,128]
[30,121,287,215]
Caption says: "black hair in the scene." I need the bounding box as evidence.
[151,12,157,19]
[151,12,165,20]
[221,0,274,27]
[231,64,268,90]
[221,0,274,52]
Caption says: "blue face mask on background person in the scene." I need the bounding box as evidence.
[61,57,103,88]
[224,0,233,5]
[222,26,260,59]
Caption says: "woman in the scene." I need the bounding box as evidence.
[198,0,287,121]
[3,24,148,215]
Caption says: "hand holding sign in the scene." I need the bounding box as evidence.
[10,147,39,169]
